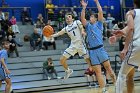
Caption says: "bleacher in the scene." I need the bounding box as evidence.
[1,23,140,93]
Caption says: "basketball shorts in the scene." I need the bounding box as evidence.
[89,47,109,65]
[0,67,10,81]
[63,43,89,59]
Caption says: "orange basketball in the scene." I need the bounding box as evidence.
[43,25,54,37]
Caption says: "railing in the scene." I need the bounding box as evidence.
[45,6,110,21]
[0,7,31,20]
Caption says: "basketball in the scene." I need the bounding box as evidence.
[43,25,54,37]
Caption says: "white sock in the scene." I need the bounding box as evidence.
[116,74,126,93]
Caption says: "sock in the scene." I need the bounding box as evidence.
[106,79,109,84]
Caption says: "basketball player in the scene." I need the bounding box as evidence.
[81,0,116,93]
[51,14,91,79]
[109,0,140,93]
[0,41,12,93]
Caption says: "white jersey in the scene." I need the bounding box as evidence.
[62,20,83,44]
[133,9,140,47]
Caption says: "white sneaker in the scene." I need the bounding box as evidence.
[64,69,73,79]
[48,76,51,80]
[102,90,109,93]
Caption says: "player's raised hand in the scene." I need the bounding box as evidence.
[80,0,88,8]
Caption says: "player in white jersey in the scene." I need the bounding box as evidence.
[109,0,140,93]
[51,14,91,79]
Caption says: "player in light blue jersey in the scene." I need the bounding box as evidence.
[0,41,13,93]
[81,0,116,93]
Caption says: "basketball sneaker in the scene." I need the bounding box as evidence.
[64,69,73,79]
[102,89,109,93]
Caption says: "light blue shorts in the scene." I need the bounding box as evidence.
[89,47,109,65]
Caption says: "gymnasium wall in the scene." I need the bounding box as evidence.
[3,0,45,21]
[2,0,134,21]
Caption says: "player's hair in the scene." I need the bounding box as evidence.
[134,0,140,8]
[1,41,9,46]
[90,13,98,18]
[65,13,75,19]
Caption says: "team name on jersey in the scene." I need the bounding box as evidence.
[68,26,77,32]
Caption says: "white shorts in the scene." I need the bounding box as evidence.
[125,46,140,66]
[63,42,89,59]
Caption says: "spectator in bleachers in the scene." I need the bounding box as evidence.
[35,13,46,36]
[106,13,115,29]
[10,16,20,34]
[7,35,19,57]
[112,21,119,30]
[43,57,61,80]
[1,16,11,35]
[6,27,15,38]
[36,13,45,28]
[30,28,42,51]
[46,0,55,20]
[70,8,78,20]
[85,67,97,87]
[58,10,65,30]
[21,7,33,25]
[43,34,56,50]
[0,9,5,21]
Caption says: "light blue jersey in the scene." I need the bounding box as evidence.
[85,21,103,48]
[85,21,109,65]
[0,49,10,80]
[0,49,8,67]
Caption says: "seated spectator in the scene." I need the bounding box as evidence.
[36,13,45,28]
[43,58,61,80]
[21,7,33,25]
[85,67,97,87]
[46,0,55,20]
[10,16,20,34]
[0,9,5,21]
[6,27,16,38]
[112,21,119,30]
[106,13,115,29]
[43,35,56,50]
[35,21,42,36]
[30,28,42,51]
[7,35,19,57]
[1,16,11,35]
[70,8,78,20]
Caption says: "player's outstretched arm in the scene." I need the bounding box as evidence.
[81,0,88,26]
[94,0,103,21]
[51,29,65,37]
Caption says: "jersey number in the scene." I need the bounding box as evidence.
[73,31,76,36]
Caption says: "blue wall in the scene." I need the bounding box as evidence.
[1,0,124,21]
[4,0,45,21]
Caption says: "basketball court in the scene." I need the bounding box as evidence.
[31,82,140,93]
